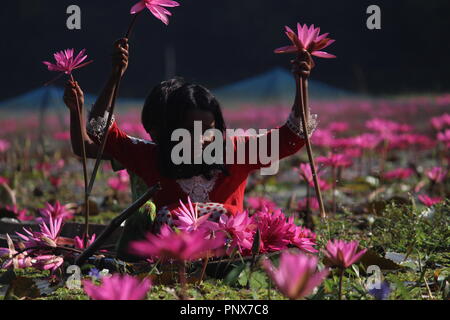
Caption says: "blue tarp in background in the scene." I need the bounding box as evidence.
[0,68,354,111]
[213,68,354,105]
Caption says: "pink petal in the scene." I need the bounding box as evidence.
[285,26,295,35]
[303,24,316,48]
[130,1,146,14]
[316,32,329,42]
[72,60,94,71]
[274,45,297,54]
[156,0,180,8]
[73,49,88,66]
[297,23,305,45]
[155,5,172,16]
[148,5,169,25]
[312,51,336,59]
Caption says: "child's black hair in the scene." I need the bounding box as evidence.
[141,77,186,138]
[141,78,229,180]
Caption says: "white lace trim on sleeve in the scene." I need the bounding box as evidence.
[86,109,115,141]
[285,110,318,139]
[126,135,155,145]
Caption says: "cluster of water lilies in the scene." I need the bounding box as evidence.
[0,194,369,300]
[79,239,367,301]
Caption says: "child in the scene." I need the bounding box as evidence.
[84,38,318,260]
[64,78,185,261]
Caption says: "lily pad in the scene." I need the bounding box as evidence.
[359,249,403,271]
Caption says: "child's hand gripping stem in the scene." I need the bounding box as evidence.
[292,50,327,219]
[87,38,130,196]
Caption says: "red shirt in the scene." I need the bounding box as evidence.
[93,120,307,215]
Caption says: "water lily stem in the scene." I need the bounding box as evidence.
[199,255,209,284]
[126,12,142,38]
[70,74,90,240]
[86,13,141,199]
[297,75,327,219]
[338,268,344,300]
[332,167,337,215]
[179,262,187,299]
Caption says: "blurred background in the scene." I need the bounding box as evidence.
[0,0,449,107]
[0,0,449,146]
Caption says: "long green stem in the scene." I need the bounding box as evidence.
[70,74,90,240]
[297,75,327,219]
[86,13,141,199]
[179,262,187,299]
[199,255,209,284]
[332,167,337,215]
[338,268,344,300]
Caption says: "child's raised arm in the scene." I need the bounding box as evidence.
[233,55,318,174]
[89,38,129,120]
[63,80,112,160]
[85,39,156,179]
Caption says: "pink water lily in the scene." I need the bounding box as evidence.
[43,49,93,75]
[298,197,320,212]
[74,233,97,249]
[286,216,317,254]
[275,23,336,59]
[426,166,447,183]
[130,0,180,25]
[33,255,64,272]
[262,252,329,300]
[1,234,34,269]
[130,225,226,262]
[383,168,414,181]
[36,159,65,176]
[311,129,334,148]
[173,197,219,233]
[296,163,332,191]
[366,119,412,136]
[39,201,74,223]
[437,129,450,148]
[252,209,292,253]
[219,211,256,254]
[323,240,367,269]
[431,113,450,131]
[83,274,151,300]
[316,153,353,169]
[328,122,349,133]
[0,235,63,272]
[250,209,317,254]
[53,131,71,141]
[352,133,382,149]
[0,139,10,153]
[107,170,130,192]
[418,195,443,207]
[1,218,66,272]
[246,196,278,212]
[6,205,34,222]
[16,216,64,248]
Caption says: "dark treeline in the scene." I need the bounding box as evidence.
[0,0,449,100]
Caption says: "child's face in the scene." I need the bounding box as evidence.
[182,109,216,136]
[182,109,216,157]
